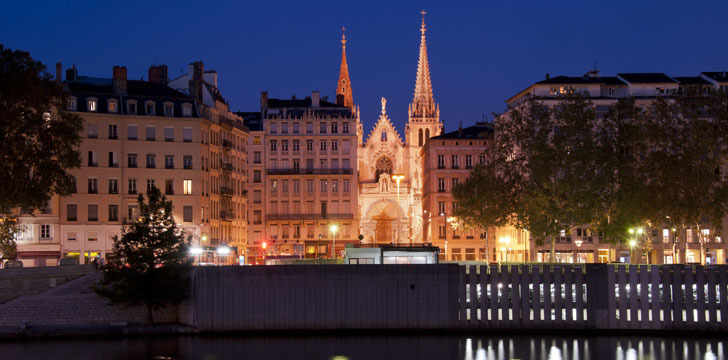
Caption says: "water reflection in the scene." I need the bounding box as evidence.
[0,334,723,360]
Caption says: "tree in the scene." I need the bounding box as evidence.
[0,218,20,262]
[0,44,83,214]
[95,187,192,324]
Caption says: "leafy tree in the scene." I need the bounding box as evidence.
[0,44,83,214]
[0,218,20,262]
[95,187,192,324]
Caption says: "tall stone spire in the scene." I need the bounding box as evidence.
[410,10,438,119]
[336,26,354,109]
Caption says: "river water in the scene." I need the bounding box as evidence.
[0,334,723,360]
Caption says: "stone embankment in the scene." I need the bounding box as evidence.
[0,265,95,304]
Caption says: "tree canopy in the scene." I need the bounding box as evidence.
[95,187,192,324]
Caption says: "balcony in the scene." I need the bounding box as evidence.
[266,168,353,176]
[265,213,354,220]
[220,186,234,196]
[220,211,235,221]
[222,163,233,172]
[222,139,232,149]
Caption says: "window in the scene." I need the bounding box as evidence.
[281,140,289,152]
[182,127,192,143]
[146,154,156,168]
[146,179,155,193]
[164,179,173,195]
[88,151,98,167]
[66,204,77,221]
[465,155,473,169]
[479,154,486,165]
[128,178,137,194]
[182,104,192,117]
[452,178,459,189]
[165,155,174,169]
[127,153,138,168]
[282,180,289,193]
[68,97,77,111]
[281,122,288,134]
[87,123,98,138]
[127,205,138,220]
[87,98,97,112]
[253,190,262,204]
[307,179,314,193]
[320,201,327,215]
[165,127,174,142]
[291,122,300,134]
[108,178,118,194]
[145,101,156,115]
[108,204,118,221]
[184,180,192,195]
[320,179,328,193]
[251,151,261,164]
[331,159,338,169]
[343,180,350,193]
[306,122,314,134]
[381,131,387,142]
[109,152,118,167]
[88,177,98,193]
[293,160,300,171]
[293,180,300,193]
[127,101,137,114]
[40,224,51,239]
[438,225,446,239]
[438,178,446,192]
[331,122,338,134]
[292,140,300,151]
[437,155,445,168]
[306,140,314,151]
[331,141,338,151]
[67,232,77,241]
[438,201,446,215]
[164,103,174,116]
[183,206,193,222]
[87,231,98,242]
[332,180,339,193]
[253,170,261,183]
[183,155,193,169]
[663,229,670,243]
[451,155,459,169]
[270,180,277,193]
[146,126,156,141]
[270,140,277,152]
[108,124,118,139]
[343,122,349,134]
[320,122,327,134]
[320,141,327,151]
[127,125,138,140]
[88,204,98,221]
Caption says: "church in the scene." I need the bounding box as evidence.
[337,11,443,245]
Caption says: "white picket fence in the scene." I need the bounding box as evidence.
[458,264,728,331]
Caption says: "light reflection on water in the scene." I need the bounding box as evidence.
[0,335,723,360]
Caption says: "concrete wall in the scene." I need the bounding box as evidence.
[0,265,95,304]
[181,264,459,331]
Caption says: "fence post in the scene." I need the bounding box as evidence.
[586,263,609,329]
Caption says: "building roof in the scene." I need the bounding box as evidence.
[535,75,626,86]
[701,72,728,83]
[430,123,493,140]
[67,76,192,99]
[264,95,355,118]
[617,73,677,84]
[674,76,711,85]
[237,112,263,131]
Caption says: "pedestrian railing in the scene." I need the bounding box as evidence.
[458,264,728,331]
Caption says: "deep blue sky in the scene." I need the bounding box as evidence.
[2,1,728,135]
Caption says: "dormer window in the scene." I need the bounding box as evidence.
[68,97,77,111]
[182,103,192,117]
[107,100,119,113]
[164,102,174,117]
[87,98,98,112]
[127,100,137,114]
[145,101,156,115]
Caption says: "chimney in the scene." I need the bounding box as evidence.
[159,65,168,85]
[545,73,550,80]
[585,69,600,78]
[260,91,268,110]
[148,65,160,83]
[66,64,78,82]
[188,61,204,102]
[112,66,127,94]
[55,62,62,83]
[311,91,320,108]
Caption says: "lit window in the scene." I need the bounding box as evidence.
[184,180,192,195]
[87,98,97,112]
[108,101,118,113]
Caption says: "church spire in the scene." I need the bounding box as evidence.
[336,26,354,109]
[410,10,437,119]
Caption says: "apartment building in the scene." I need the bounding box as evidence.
[505,70,728,264]
[261,91,359,259]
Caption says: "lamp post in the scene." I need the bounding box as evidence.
[391,175,405,202]
[330,224,338,259]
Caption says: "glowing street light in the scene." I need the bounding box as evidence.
[190,247,203,255]
[330,224,338,259]
[217,245,230,255]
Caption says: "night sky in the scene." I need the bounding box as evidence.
[2,1,728,135]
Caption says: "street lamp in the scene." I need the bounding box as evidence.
[330,224,338,259]
[391,175,405,202]
[499,236,511,262]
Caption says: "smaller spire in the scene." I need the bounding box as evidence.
[336,26,354,109]
[341,26,347,47]
[420,10,426,36]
